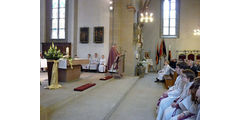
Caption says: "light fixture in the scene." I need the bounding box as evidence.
[109,0,113,11]
[140,11,154,23]
[109,6,113,10]
[193,29,200,36]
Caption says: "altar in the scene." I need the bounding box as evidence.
[58,59,89,82]
[47,59,89,83]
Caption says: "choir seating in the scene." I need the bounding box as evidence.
[187,54,195,61]
[178,54,186,61]
[196,54,200,60]
[163,71,178,89]
[89,62,99,71]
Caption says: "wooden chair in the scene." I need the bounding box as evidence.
[178,54,186,61]
[188,54,195,61]
[196,54,200,60]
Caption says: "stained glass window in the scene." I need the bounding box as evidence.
[52,0,58,8]
[51,0,66,40]
[60,0,66,7]
[161,0,179,38]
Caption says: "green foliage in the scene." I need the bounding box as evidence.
[44,42,63,60]
[68,57,73,69]
[137,62,144,67]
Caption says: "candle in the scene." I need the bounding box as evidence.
[66,47,69,56]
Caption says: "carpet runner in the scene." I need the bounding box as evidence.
[99,76,113,80]
[74,83,96,91]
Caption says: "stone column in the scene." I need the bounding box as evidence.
[72,0,78,57]
[112,0,136,76]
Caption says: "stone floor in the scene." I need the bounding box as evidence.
[109,73,166,120]
[40,72,167,120]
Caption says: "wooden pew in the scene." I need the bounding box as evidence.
[164,71,178,89]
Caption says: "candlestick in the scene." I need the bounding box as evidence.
[66,47,69,57]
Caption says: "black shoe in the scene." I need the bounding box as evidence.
[159,80,165,83]
[155,78,160,82]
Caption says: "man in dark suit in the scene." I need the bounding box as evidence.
[169,59,177,69]
[188,60,198,77]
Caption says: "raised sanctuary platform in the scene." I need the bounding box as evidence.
[40,72,138,120]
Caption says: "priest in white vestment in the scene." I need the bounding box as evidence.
[98,55,106,72]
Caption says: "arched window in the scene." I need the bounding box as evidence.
[160,0,180,38]
[46,0,68,42]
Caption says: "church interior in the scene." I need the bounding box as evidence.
[40,0,200,120]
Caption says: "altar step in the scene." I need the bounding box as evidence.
[48,76,138,120]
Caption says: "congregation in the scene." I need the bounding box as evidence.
[155,60,200,120]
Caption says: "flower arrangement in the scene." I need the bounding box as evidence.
[44,42,73,69]
[44,43,63,60]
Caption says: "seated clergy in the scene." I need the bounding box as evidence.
[98,55,106,73]
[89,53,100,71]
[155,60,175,82]
[82,54,91,70]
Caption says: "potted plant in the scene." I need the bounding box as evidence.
[136,62,145,77]
[44,43,63,85]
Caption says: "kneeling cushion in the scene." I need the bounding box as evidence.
[99,76,113,80]
[74,83,96,91]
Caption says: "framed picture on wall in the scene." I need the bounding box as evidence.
[94,27,104,43]
[80,27,89,43]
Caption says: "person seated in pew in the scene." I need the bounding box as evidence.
[156,69,196,120]
[155,60,175,82]
[170,79,200,120]
[82,54,91,71]
[98,55,106,73]
[156,62,188,116]
[167,77,200,120]
[195,60,200,71]
[169,59,177,69]
[187,60,198,77]
[156,62,188,103]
